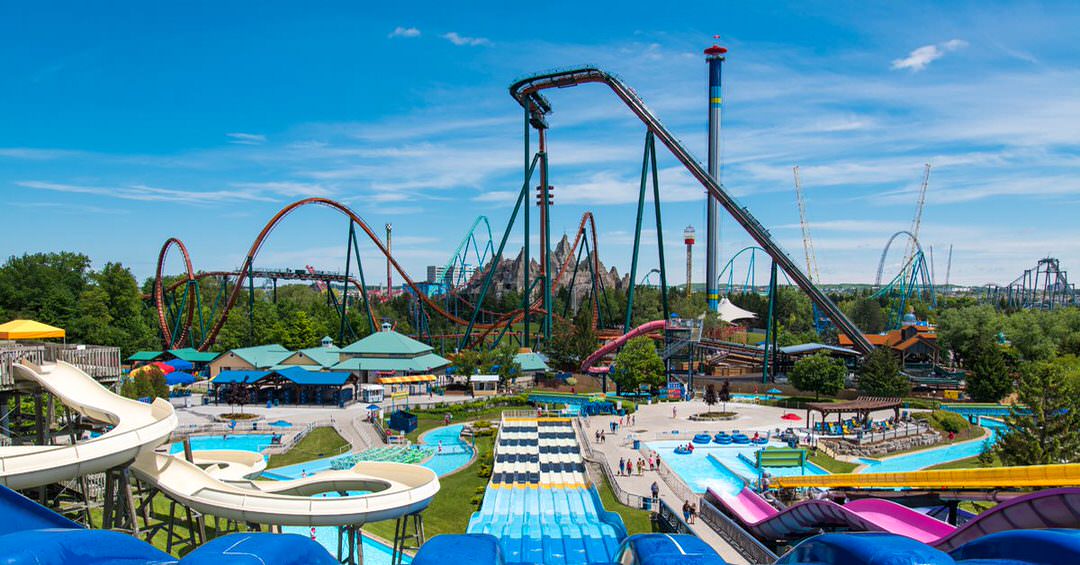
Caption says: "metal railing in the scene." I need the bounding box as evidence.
[654,498,696,536]
[573,417,650,510]
[699,496,778,565]
[852,422,930,445]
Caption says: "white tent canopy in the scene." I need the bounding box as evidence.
[718,297,757,323]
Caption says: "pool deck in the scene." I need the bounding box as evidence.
[582,399,904,564]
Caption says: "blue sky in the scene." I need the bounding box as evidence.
[2,1,1078,287]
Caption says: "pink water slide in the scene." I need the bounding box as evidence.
[579,320,666,372]
[711,486,1080,550]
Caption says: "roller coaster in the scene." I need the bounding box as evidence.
[983,257,1078,310]
[873,230,936,328]
[151,65,872,355]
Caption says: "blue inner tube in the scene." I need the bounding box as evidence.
[731,434,750,444]
[674,447,692,455]
[751,437,768,444]
[714,436,733,444]
[693,434,712,444]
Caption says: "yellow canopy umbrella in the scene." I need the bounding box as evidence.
[0,319,66,340]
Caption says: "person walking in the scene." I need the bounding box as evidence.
[690,502,698,524]
[650,481,660,502]
[682,500,691,522]
[619,457,625,476]
[672,406,677,419]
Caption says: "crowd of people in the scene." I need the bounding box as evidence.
[616,453,661,476]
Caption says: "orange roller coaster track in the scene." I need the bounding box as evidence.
[153,198,613,351]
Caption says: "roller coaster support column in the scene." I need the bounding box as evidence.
[625,131,670,331]
[704,43,727,313]
[349,223,378,334]
[247,259,255,346]
[461,153,540,350]
[763,260,778,383]
[539,126,553,343]
[523,104,531,346]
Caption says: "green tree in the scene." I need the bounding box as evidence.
[789,352,847,400]
[1005,310,1057,362]
[0,252,91,331]
[994,361,1080,466]
[937,305,1004,367]
[72,286,113,346]
[966,345,1013,402]
[849,297,886,334]
[487,342,521,389]
[544,318,578,371]
[857,348,909,397]
[611,336,665,394]
[452,349,482,379]
[281,310,319,350]
[703,383,718,412]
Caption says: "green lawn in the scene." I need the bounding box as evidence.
[808,449,859,473]
[595,466,655,535]
[267,427,349,468]
[365,434,493,541]
[925,452,1002,470]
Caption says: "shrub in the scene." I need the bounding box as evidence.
[913,410,970,434]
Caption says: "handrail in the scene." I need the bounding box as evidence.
[699,495,778,565]
[509,67,872,353]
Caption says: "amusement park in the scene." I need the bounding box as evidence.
[2,4,1080,565]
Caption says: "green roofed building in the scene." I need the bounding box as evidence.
[208,344,292,378]
[127,350,162,362]
[333,323,450,384]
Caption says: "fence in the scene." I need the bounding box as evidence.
[699,496,778,565]
[0,342,121,389]
[573,417,650,510]
[852,422,930,445]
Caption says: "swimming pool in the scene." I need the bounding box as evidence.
[731,393,785,402]
[169,433,277,455]
[269,420,293,428]
[646,440,826,496]
[857,418,1004,474]
[419,424,473,476]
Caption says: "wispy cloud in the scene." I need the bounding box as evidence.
[19,180,282,204]
[388,26,420,39]
[891,39,968,72]
[441,32,491,47]
[226,132,267,145]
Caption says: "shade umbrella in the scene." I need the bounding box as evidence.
[166,371,196,386]
[151,361,176,374]
[166,358,194,371]
[366,404,382,411]
[781,413,802,421]
[767,388,783,395]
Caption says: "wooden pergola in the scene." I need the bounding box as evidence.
[805,396,902,425]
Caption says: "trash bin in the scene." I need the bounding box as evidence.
[633,439,641,449]
[642,497,652,510]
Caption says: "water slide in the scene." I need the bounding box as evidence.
[4,360,440,527]
[0,482,338,564]
[711,485,1080,551]
[770,462,1080,490]
[579,319,665,372]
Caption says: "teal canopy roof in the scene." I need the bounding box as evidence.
[341,330,432,356]
[333,352,450,373]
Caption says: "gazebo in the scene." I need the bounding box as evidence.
[0,320,65,340]
[805,396,902,428]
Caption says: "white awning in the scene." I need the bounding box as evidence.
[470,375,500,383]
[718,297,757,323]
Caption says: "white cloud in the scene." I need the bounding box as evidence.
[226,132,267,145]
[441,32,491,47]
[388,26,420,39]
[891,39,968,71]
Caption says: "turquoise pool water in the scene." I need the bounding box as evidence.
[282,526,408,565]
[269,420,293,428]
[419,424,473,476]
[169,433,276,455]
[646,440,825,496]
[732,393,784,402]
[857,418,1005,474]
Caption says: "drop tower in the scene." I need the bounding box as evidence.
[704,42,727,312]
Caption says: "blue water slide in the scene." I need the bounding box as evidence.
[181,533,338,565]
[0,529,177,565]
[412,534,504,565]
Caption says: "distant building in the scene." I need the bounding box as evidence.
[426,264,476,285]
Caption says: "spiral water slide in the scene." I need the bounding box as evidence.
[509,68,873,354]
[579,319,666,372]
[3,361,440,526]
[712,485,1080,551]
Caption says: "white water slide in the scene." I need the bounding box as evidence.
[2,360,439,526]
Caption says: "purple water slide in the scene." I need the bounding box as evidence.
[710,486,1080,549]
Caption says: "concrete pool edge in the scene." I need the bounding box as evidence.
[853,423,995,473]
